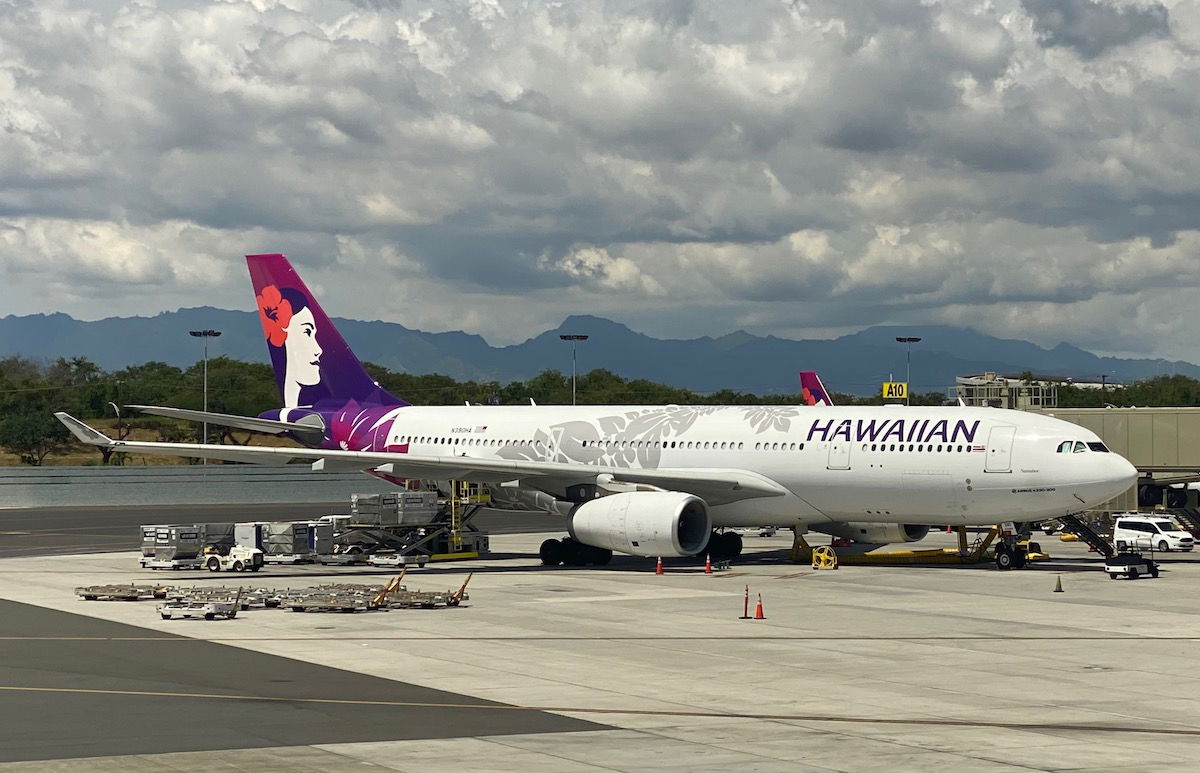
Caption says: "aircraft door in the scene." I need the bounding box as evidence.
[827,439,852,470]
[984,425,1016,473]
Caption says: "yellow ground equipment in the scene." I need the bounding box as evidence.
[811,545,839,570]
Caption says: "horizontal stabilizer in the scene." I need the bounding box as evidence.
[127,405,326,443]
[55,412,113,445]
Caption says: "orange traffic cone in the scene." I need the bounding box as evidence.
[704,554,713,574]
[655,556,663,575]
[753,593,766,620]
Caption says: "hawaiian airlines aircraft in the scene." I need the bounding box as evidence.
[55,254,1137,569]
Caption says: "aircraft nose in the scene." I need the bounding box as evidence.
[1105,453,1139,497]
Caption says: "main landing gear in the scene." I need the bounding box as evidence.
[537,530,744,567]
[539,538,613,567]
[706,530,743,561]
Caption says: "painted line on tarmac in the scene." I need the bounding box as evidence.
[0,684,1196,738]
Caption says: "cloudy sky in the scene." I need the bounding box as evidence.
[3,0,1200,359]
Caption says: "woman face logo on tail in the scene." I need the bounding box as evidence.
[284,305,323,389]
[258,284,323,407]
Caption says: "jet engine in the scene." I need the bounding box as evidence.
[568,491,711,557]
[811,523,931,545]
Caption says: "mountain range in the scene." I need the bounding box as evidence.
[2,309,1196,396]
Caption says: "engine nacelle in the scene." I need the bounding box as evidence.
[812,522,931,545]
[568,491,711,557]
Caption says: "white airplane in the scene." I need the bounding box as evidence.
[55,254,1137,570]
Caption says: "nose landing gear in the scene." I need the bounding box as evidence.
[993,543,1028,570]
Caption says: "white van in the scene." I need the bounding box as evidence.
[1112,515,1194,553]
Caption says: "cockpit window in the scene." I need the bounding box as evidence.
[1057,441,1072,453]
[1073,441,1087,453]
[1087,442,1109,452]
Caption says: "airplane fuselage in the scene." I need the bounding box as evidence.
[306,402,1136,528]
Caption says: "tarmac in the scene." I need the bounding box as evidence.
[2,527,1200,771]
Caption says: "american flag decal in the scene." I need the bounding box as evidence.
[475,425,488,433]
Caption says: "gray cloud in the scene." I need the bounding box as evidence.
[1,0,1200,362]
[1023,0,1170,58]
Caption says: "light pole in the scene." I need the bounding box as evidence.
[895,337,922,406]
[559,334,589,405]
[189,329,222,462]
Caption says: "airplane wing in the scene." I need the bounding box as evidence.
[127,405,326,444]
[55,413,787,506]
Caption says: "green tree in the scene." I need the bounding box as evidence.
[0,412,70,465]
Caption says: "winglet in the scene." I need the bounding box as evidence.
[54,413,114,446]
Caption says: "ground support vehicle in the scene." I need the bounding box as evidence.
[317,551,367,566]
[201,545,264,573]
[1112,514,1194,553]
[327,487,490,565]
[366,552,429,568]
[1105,552,1160,580]
[157,599,239,620]
[140,556,204,570]
[262,554,316,565]
[76,584,168,601]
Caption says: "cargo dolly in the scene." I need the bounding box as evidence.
[158,589,242,620]
[76,584,169,601]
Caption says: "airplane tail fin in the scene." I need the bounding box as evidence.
[800,371,834,406]
[246,254,406,409]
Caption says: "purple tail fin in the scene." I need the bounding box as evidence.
[247,254,406,409]
[800,371,833,406]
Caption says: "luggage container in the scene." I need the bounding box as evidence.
[153,526,202,561]
[351,492,439,526]
[201,522,236,555]
[140,525,165,557]
[263,521,316,563]
[235,522,266,551]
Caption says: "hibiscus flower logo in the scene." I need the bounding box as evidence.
[256,285,293,346]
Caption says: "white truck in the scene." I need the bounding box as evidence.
[202,545,264,573]
[143,545,264,571]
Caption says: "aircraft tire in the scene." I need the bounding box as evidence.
[587,546,613,566]
[725,531,743,557]
[995,546,1014,571]
[561,538,588,567]
[539,538,563,566]
[1011,550,1027,570]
